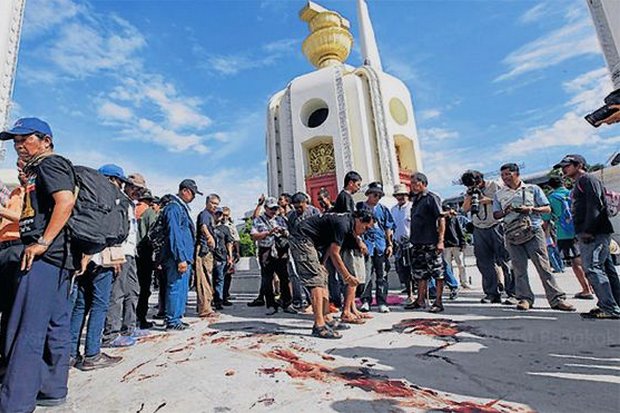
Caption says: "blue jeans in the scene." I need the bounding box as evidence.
[580,234,620,316]
[547,245,564,272]
[0,260,71,413]
[70,265,113,358]
[164,259,190,326]
[429,257,459,296]
[212,260,226,303]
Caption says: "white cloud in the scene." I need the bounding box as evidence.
[419,109,441,121]
[23,0,82,38]
[98,101,133,122]
[384,58,420,83]
[499,67,615,158]
[496,6,601,82]
[419,127,459,142]
[519,3,548,24]
[142,80,212,129]
[205,38,299,76]
[128,118,210,154]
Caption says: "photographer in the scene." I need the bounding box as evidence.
[461,170,514,304]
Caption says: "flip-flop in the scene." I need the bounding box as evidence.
[357,312,374,319]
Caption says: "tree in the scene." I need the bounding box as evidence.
[239,218,256,257]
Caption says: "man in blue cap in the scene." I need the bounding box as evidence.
[161,179,202,329]
[0,118,77,411]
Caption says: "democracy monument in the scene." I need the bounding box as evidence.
[266,0,422,206]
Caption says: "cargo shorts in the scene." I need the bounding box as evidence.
[410,244,443,281]
[290,236,328,288]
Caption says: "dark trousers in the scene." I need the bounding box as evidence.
[136,247,154,324]
[223,263,233,300]
[0,243,23,361]
[474,225,513,299]
[0,260,71,413]
[258,248,291,309]
[361,252,388,305]
[327,262,345,307]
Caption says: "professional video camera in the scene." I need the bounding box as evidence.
[585,88,620,127]
[461,170,483,215]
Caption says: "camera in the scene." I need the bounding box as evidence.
[585,88,620,127]
[461,170,484,215]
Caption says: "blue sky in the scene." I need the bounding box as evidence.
[5,0,618,218]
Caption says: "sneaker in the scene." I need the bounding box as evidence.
[36,396,66,407]
[516,300,531,311]
[102,335,136,348]
[449,288,459,300]
[551,301,576,312]
[166,323,188,331]
[378,304,390,313]
[574,292,594,300]
[222,300,233,307]
[69,355,83,368]
[360,302,370,312]
[580,308,620,319]
[131,328,152,338]
[78,352,122,371]
[153,313,165,320]
[503,297,518,305]
[247,298,265,307]
[404,297,415,306]
[139,321,154,329]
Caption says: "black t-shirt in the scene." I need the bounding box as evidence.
[572,174,614,235]
[213,224,233,262]
[287,205,321,235]
[21,155,77,270]
[333,190,355,213]
[297,213,355,250]
[409,190,442,245]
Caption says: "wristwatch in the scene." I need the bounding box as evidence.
[37,237,52,247]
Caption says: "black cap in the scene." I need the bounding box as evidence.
[179,179,203,196]
[554,154,587,169]
[365,181,384,196]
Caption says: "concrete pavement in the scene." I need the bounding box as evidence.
[57,262,620,413]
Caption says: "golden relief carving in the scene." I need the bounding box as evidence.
[307,142,336,176]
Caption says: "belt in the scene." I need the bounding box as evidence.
[0,239,23,249]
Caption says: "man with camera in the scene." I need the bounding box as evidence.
[493,163,574,312]
[461,170,514,304]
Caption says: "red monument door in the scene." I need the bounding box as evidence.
[305,173,338,209]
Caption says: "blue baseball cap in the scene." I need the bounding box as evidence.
[98,164,131,184]
[0,117,53,141]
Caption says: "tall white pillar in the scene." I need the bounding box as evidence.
[587,0,620,88]
[0,0,26,161]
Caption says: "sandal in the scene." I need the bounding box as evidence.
[327,319,351,331]
[429,304,445,313]
[341,316,365,325]
[312,325,342,339]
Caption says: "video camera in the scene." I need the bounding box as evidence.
[585,88,620,127]
[461,170,484,215]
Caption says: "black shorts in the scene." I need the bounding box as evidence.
[410,244,443,281]
[557,238,580,260]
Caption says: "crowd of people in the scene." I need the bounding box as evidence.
[0,116,617,412]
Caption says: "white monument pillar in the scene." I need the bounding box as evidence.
[587,0,620,88]
[0,0,26,161]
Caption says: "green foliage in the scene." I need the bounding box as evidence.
[239,219,256,257]
[588,163,604,172]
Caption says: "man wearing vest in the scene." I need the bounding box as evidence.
[0,118,77,411]
[493,163,574,312]
[555,154,620,319]
[358,182,395,314]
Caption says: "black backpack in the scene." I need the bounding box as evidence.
[69,165,131,254]
[148,194,174,264]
